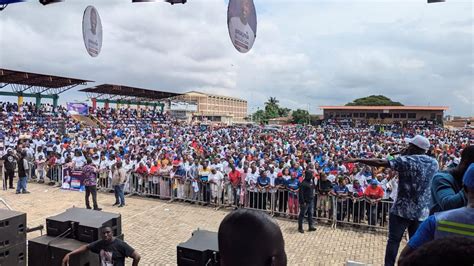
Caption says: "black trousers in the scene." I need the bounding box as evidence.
[6,169,15,188]
[85,185,99,209]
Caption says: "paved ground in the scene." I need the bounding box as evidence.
[1,183,405,265]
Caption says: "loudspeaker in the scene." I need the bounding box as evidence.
[0,242,26,266]
[177,230,219,266]
[0,209,26,251]
[46,208,121,243]
[28,235,99,266]
[28,234,124,266]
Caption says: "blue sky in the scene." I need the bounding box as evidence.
[0,0,472,116]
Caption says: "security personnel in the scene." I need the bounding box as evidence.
[298,170,316,233]
[398,163,474,263]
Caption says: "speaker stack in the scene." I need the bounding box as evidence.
[28,207,122,266]
[177,230,220,266]
[0,209,27,266]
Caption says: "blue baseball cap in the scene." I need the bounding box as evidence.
[370,179,379,186]
[463,163,474,189]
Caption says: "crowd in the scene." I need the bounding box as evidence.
[1,101,473,265]
[1,101,471,208]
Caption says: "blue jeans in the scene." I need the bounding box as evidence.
[114,184,125,205]
[298,200,314,229]
[385,213,420,266]
[16,176,28,193]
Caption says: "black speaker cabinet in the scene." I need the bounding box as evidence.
[28,235,99,266]
[0,242,26,266]
[177,230,219,266]
[0,209,26,251]
[28,234,124,266]
[46,208,121,243]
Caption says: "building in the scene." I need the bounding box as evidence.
[320,106,448,124]
[177,91,248,124]
[165,101,198,123]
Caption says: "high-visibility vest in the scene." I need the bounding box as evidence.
[434,207,474,239]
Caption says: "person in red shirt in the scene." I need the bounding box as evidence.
[228,164,241,207]
[364,179,384,227]
[135,162,149,193]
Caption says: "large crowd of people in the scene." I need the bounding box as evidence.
[1,101,473,265]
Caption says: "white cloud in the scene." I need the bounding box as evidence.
[0,0,472,116]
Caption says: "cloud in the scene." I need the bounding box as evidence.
[0,0,472,116]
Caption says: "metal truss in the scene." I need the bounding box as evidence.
[6,82,85,95]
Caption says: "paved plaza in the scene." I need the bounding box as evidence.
[1,183,405,265]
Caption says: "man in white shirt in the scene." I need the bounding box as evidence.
[209,168,224,205]
[72,151,86,169]
[245,165,259,208]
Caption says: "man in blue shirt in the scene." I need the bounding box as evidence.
[346,135,439,266]
[398,163,474,263]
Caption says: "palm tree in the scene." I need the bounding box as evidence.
[265,97,279,106]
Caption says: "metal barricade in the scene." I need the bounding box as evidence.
[28,168,398,233]
[97,169,112,192]
[272,188,290,217]
[243,187,273,214]
[332,196,393,230]
[128,173,172,199]
[48,164,63,186]
[0,160,5,190]
[27,161,35,182]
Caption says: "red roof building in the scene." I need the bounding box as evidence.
[319,106,448,124]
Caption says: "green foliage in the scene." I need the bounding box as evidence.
[292,109,310,124]
[252,109,267,124]
[345,95,403,106]
[264,97,280,119]
[251,97,310,124]
[278,107,291,117]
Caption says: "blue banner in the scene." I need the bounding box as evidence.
[67,102,89,115]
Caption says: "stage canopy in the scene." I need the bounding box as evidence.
[80,84,181,103]
[0,68,90,95]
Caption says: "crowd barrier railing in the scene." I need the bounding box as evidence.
[32,172,394,231]
[127,173,174,200]
[26,161,62,186]
[47,164,63,186]
[97,169,113,192]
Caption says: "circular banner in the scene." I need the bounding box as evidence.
[82,5,102,57]
[227,0,257,53]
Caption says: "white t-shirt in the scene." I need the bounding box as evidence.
[209,171,224,185]
[245,171,259,192]
[72,156,86,168]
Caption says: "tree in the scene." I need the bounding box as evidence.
[345,95,403,106]
[292,109,310,124]
[278,107,291,117]
[264,97,281,119]
[252,109,267,124]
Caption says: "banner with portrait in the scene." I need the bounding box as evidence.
[227,0,257,53]
[82,5,103,57]
[67,102,89,115]
[61,167,86,191]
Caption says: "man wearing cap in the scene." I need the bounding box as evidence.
[345,135,439,266]
[364,179,384,227]
[1,148,18,189]
[398,163,474,263]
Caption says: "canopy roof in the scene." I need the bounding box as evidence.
[0,68,90,94]
[80,84,181,101]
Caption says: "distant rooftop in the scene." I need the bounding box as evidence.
[81,84,181,100]
[320,106,448,111]
[185,91,246,102]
